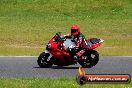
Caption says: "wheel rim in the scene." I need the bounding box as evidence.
[40,56,47,64]
[80,51,99,68]
[38,53,52,67]
[89,54,96,65]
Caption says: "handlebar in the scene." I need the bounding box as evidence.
[54,32,65,42]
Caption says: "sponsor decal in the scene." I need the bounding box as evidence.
[76,67,131,85]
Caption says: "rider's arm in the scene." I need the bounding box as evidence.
[64,34,71,38]
[76,37,83,47]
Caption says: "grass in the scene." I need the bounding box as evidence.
[0,1,131,88]
[0,0,132,56]
[0,77,131,88]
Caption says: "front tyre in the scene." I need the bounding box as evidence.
[37,52,53,68]
[79,50,99,68]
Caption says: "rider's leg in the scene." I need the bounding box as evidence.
[74,49,85,62]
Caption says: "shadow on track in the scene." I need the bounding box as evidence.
[52,66,79,69]
[33,66,79,69]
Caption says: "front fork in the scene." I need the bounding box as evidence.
[44,50,53,61]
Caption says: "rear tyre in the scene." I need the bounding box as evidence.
[79,50,99,68]
[37,52,53,68]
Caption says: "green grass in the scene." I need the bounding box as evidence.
[0,1,131,88]
[0,0,132,56]
[0,77,131,88]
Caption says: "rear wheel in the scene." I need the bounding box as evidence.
[79,50,99,68]
[37,52,53,68]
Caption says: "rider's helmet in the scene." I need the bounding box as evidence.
[71,24,80,36]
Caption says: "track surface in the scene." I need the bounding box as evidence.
[0,56,131,77]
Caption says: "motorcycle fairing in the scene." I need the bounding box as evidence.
[87,38,104,49]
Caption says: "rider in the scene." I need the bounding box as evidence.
[65,24,88,62]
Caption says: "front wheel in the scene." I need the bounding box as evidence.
[37,52,53,68]
[79,50,99,68]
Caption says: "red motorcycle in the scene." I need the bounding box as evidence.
[37,32,104,68]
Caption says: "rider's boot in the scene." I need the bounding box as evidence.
[73,49,86,63]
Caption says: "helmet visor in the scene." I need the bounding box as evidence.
[71,29,78,33]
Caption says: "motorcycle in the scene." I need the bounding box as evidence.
[37,32,104,68]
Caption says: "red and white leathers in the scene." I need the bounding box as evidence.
[64,32,87,50]
[58,24,87,62]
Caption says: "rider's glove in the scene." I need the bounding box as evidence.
[67,47,72,52]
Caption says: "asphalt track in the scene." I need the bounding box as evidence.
[0,56,132,77]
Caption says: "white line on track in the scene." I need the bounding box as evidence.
[0,56,132,57]
[0,56,132,58]
[0,56,37,57]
